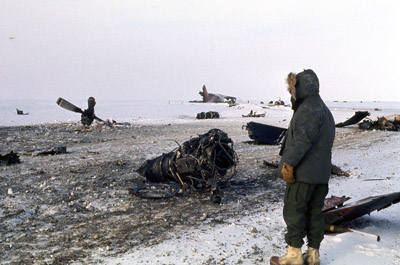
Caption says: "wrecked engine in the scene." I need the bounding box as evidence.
[136,129,238,202]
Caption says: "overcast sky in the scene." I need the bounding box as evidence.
[1,0,400,102]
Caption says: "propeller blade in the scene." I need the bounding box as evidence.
[56,97,83,114]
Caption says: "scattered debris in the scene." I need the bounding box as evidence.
[242,110,266,118]
[268,98,285,106]
[136,129,238,203]
[335,111,400,131]
[262,160,279,168]
[243,122,286,145]
[358,115,400,131]
[196,111,220,119]
[23,146,67,156]
[335,111,370,127]
[16,108,29,115]
[0,151,21,165]
[106,119,131,126]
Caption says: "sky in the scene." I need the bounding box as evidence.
[1,0,400,102]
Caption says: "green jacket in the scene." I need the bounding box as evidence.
[279,69,335,184]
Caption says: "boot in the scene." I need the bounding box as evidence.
[302,247,320,265]
[270,246,304,265]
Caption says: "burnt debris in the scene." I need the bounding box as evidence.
[0,151,21,165]
[196,111,220,119]
[16,109,29,115]
[136,129,238,202]
[323,191,400,225]
[242,110,266,118]
[23,146,68,156]
[358,115,400,131]
[243,122,287,145]
[336,111,400,131]
[335,111,370,127]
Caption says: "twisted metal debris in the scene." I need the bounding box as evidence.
[358,115,400,131]
[136,129,238,202]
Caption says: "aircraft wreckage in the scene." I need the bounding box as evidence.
[243,121,287,145]
[56,97,128,126]
[323,192,400,225]
[358,115,400,131]
[335,111,370,127]
[16,108,29,115]
[134,129,238,203]
[243,111,399,146]
[336,111,400,131]
[189,85,236,104]
[57,97,106,125]
[196,111,220,119]
[133,125,400,227]
[322,192,400,241]
[0,151,20,166]
[242,110,266,118]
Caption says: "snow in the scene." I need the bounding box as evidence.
[1,99,400,264]
[104,125,400,265]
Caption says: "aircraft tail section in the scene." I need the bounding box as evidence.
[202,85,210,102]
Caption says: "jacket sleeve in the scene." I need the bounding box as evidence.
[283,101,323,167]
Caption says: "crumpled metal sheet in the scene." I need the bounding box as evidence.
[323,192,400,225]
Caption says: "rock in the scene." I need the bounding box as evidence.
[250,226,258,233]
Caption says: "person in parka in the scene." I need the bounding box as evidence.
[270,69,335,265]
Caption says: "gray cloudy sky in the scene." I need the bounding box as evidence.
[1,0,400,102]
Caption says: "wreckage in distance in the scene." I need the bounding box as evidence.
[189,85,236,104]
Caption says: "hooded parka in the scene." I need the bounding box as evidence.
[279,69,335,184]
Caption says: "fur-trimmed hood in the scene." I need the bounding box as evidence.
[286,69,319,100]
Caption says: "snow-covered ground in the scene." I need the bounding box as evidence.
[103,133,400,265]
[1,99,400,265]
[96,100,399,265]
[1,99,399,127]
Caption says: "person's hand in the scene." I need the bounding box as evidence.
[281,163,295,183]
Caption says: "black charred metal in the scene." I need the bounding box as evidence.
[323,192,400,225]
[24,146,67,156]
[136,129,237,202]
[358,116,400,131]
[0,151,21,165]
[243,122,287,145]
[335,111,370,128]
[196,111,220,119]
[16,109,29,115]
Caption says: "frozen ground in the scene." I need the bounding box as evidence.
[1,100,400,264]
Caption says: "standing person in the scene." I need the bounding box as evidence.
[81,97,96,126]
[270,69,335,265]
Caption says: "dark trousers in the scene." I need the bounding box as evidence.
[283,182,328,249]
